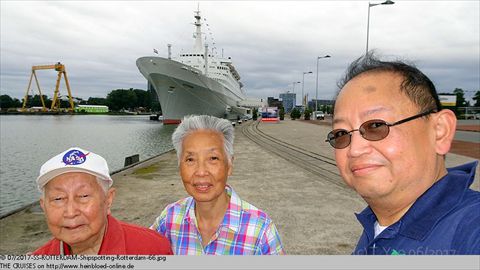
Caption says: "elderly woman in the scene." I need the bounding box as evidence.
[151,115,285,255]
[33,147,172,255]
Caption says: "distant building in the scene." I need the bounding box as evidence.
[294,105,305,113]
[267,97,283,109]
[279,92,296,113]
[75,105,109,113]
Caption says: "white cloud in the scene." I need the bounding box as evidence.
[1,0,478,103]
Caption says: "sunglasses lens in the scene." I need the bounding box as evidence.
[328,129,350,149]
[360,120,389,141]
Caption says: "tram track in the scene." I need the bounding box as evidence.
[241,120,348,190]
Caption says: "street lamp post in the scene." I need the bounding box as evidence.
[366,0,395,55]
[292,81,300,105]
[302,71,313,107]
[315,55,331,113]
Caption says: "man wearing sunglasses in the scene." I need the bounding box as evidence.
[327,52,479,255]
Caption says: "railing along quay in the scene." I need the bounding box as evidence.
[241,120,347,190]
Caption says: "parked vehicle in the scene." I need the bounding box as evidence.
[314,111,325,120]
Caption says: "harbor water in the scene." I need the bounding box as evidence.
[0,114,176,217]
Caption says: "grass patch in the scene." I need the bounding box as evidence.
[133,164,160,175]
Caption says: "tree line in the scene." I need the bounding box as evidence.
[0,88,161,113]
[441,88,480,107]
[1,88,479,113]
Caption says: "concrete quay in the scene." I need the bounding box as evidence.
[0,119,478,255]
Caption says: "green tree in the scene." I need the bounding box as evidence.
[106,89,137,111]
[150,98,161,113]
[278,107,285,120]
[22,95,52,108]
[87,97,108,106]
[290,108,301,120]
[252,107,258,120]
[12,98,21,108]
[0,95,14,109]
[473,91,480,107]
[132,89,151,109]
[453,88,467,107]
[303,108,312,120]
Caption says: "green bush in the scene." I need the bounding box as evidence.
[290,108,301,120]
[304,109,312,120]
[279,107,285,120]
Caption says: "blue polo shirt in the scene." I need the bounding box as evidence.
[353,161,480,255]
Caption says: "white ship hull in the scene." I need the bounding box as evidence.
[136,56,246,124]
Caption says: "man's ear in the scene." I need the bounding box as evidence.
[433,109,457,155]
[40,197,45,213]
[105,188,116,215]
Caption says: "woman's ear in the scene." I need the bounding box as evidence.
[227,156,234,176]
[433,109,457,155]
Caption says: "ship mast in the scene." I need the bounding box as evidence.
[193,8,203,53]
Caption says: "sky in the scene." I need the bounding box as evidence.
[1,0,479,104]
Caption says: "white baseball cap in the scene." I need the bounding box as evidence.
[36,147,113,191]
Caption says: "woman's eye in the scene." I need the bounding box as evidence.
[210,156,219,161]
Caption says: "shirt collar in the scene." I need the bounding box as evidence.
[356,161,478,241]
[221,185,241,232]
[184,184,242,233]
[97,215,126,254]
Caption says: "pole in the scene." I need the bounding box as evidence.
[366,1,395,55]
[302,74,305,107]
[292,81,300,106]
[366,3,371,55]
[314,55,331,114]
[315,58,319,112]
[292,82,296,106]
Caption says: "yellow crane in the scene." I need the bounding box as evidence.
[22,62,74,112]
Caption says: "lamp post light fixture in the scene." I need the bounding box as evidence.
[302,71,313,107]
[366,0,395,55]
[292,81,301,105]
[315,55,331,113]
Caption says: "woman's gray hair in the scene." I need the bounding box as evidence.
[172,115,234,165]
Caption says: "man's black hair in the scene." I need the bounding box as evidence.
[336,51,442,112]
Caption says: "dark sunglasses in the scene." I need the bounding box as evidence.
[326,109,436,149]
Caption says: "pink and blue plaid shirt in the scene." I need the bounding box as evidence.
[150,185,285,255]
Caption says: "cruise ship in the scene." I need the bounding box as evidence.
[136,9,260,124]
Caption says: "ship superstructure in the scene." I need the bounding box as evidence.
[136,9,256,124]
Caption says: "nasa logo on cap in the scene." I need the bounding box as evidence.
[62,149,90,166]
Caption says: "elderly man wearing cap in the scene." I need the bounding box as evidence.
[32,147,173,255]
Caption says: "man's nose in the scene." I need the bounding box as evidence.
[64,198,79,217]
[348,132,372,157]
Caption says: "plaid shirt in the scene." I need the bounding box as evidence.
[151,185,285,255]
